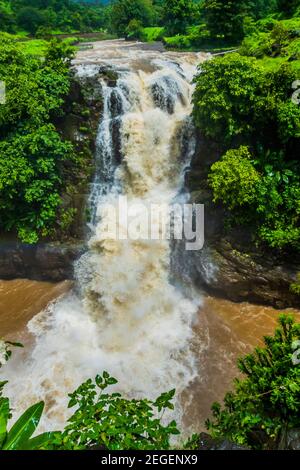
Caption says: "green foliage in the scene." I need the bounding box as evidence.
[202,0,251,42]
[193,53,265,142]
[0,342,182,451]
[49,372,179,450]
[0,342,55,450]
[255,162,300,249]
[0,340,23,368]
[163,34,193,50]
[0,1,15,33]
[193,47,300,251]
[209,146,261,210]
[206,315,300,449]
[17,7,46,35]
[2,402,53,450]
[277,0,300,17]
[162,0,197,36]
[125,19,144,39]
[141,26,165,42]
[0,36,76,243]
[0,0,109,37]
[240,17,300,61]
[208,148,300,250]
[110,0,154,36]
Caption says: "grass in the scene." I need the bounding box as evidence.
[257,55,300,72]
[17,32,117,57]
[19,39,48,56]
[141,27,165,42]
[19,38,79,57]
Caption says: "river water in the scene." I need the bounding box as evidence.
[1,40,299,434]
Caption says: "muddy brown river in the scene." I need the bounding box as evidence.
[0,280,71,339]
[1,279,299,430]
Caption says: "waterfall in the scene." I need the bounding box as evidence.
[2,42,206,431]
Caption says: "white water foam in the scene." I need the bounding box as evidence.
[2,42,207,431]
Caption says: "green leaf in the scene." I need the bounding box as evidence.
[23,431,58,450]
[5,342,24,349]
[0,398,9,448]
[3,401,44,450]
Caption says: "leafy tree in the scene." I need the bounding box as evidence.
[277,0,300,17]
[162,0,196,36]
[255,162,300,250]
[193,51,300,250]
[193,53,265,142]
[202,0,251,41]
[252,0,278,19]
[208,146,261,210]
[206,315,300,449]
[125,19,144,39]
[110,0,153,36]
[0,342,181,451]
[0,5,16,33]
[16,7,46,35]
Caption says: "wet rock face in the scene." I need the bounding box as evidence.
[151,76,185,114]
[283,429,300,450]
[189,240,300,309]
[0,243,85,282]
[184,132,300,309]
[197,433,249,450]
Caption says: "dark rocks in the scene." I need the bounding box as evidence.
[190,240,300,308]
[279,429,300,450]
[197,433,249,450]
[151,76,186,115]
[0,242,85,282]
[185,132,300,309]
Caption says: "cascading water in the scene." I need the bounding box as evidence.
[1,41,208,431]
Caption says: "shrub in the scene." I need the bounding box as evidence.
[208,146,261,210]
[193,53,265,142]
[49,372,180,450]
[125,19,144,40]
[206,315,300,449]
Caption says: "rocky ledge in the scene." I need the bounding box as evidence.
[0,242,85,282]
[184,131,300,309]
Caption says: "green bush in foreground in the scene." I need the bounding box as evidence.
[206,314,300,449]
[49,372,179,450]
[0,340,54,450]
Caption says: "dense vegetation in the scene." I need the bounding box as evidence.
[0,0,108,35]
[193,11,300,251]
[0,36,79,243]
[0,315,299,450]
[206,314,300,449]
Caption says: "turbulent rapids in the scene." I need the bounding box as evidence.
[2,41,208,431]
